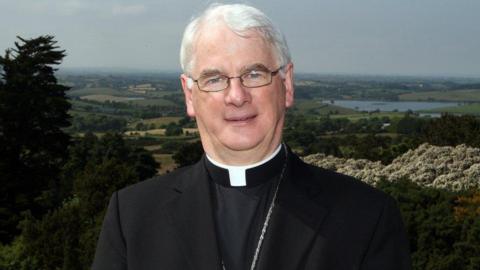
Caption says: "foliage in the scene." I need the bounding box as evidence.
[172,140,204,167]
[378,180,480,270]
[0,36,71,242]
[0,133,159,269]
[421,114,480,148]
[165,123,183,136]
[454,191,480,221]
[69,114,127,132]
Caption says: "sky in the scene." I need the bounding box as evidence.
[1,0,479,77]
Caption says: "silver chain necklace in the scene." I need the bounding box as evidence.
[222,143,288,270]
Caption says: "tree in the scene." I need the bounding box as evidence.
[0,133,159,269]
[421,114,480,147]
[172,140,204,167]
[0,36,71,243]
[378,180,480,270]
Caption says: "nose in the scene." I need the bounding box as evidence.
[224,77,251,107]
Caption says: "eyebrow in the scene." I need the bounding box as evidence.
[198,68,223,78]
[240,63,270,73]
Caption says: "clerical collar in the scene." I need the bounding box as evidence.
[205,144,285,187]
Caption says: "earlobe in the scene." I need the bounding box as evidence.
[180,74,196,117]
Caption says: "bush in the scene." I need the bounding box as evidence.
[378,179,480,270]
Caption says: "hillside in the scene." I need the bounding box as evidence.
[303,143,480,191]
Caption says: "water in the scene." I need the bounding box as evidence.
[323,100,460,112]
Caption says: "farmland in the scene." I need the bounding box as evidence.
[399,89,480,102]
[58,71,480,169]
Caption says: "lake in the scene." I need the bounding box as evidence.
[323,100,460,112]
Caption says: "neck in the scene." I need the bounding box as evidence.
[205,144,285,187]
[202,139,283,166]
[206,144,282,170]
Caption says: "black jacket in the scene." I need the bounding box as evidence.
[92,151,412,270]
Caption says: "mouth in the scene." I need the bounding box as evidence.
[225,114,257,124]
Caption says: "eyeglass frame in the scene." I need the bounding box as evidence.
[188,65,285,92]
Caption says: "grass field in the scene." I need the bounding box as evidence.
[79,94,142,102]
[330,112,405,121]
[70,99,110,110]
[294,98,358,115]
[126,98,179,107]
[69,109,132,119]
[77,95,178,107]
[68,87,131,97]
[399,89,480,102]
[128,116,189,131]
[130,116,183,127]
[153,154,176,174]
[422,103,480,115]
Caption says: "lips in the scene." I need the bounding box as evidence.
[224,114,257,122]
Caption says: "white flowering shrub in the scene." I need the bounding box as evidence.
[303,143,480,191]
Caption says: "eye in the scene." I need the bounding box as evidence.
[243,70,266,80]
[202,75,226,86]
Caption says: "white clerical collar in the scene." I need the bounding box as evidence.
[205,144,283,187]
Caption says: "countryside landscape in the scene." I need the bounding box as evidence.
[1,34,480,269]
[61,69,480,171]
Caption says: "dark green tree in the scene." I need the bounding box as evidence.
[421,114,480,147]
[0,36,71,242]
[172,140,204,167]
[378,179,480,270]
[165,122,183,136]
[0,133,159,270]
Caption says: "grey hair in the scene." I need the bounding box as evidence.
[179,3,291,75]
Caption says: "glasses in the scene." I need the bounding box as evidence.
[190,66,284,92]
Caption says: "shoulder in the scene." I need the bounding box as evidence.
[115,162,198,209]
[290,153,392,210]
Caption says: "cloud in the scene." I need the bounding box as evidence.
[112,4,146,16]
[15,0,87,16]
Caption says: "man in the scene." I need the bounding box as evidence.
[93,4,412,270]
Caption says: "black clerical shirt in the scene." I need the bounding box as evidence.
[204,146,286,270]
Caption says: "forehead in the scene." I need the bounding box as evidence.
[191,23,276,75]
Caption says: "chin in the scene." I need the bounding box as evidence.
[221,136,263,152]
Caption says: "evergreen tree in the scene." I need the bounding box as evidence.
[0,36,71,243]
[0,133,159,269]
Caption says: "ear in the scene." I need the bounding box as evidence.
[282,63,294,108]
[180,74,196,117]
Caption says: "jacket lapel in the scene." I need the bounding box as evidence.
[163,152,330,270]
[164,158,222,270]
[256,152,329,270]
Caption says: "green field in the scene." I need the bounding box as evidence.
[136,116,183,125]
[79,94,142,102]
[128,116,183,129]
[70,99,106,109]
[75,94,177,107]
[294,98,358,115]
[68,87,132,97]
[69,109,132,119]
[330,112,405,121]
[399,89,480,102]
[422,103,480,115]
[153,154,176,174]
[127,98,179,107]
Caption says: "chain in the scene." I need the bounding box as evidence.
[222,143,288,270]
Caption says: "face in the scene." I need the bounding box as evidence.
[180,23,294,165]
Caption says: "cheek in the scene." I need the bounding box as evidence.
[193,94,223,120]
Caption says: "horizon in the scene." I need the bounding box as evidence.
[57,66,480,81]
